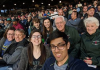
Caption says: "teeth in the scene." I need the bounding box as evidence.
[56,54,61,57]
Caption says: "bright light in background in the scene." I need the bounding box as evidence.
[48,4,50,6]
[41,3,43,4]
[14,4,16,5]
[3,5,5,7]
[32,0,34,2]
[59,1,61,3]
[51,0,53,1]
[23,2,25,4]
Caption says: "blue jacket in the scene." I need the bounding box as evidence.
[42,56,98,70]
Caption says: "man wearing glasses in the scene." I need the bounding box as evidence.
[54,16,80,56]
[42,31,97,70]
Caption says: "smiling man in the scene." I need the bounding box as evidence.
[42,30,97,70]
[54,16,80,55]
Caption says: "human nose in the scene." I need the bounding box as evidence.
[55,47,59,52]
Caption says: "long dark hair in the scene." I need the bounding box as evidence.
[28,29,46,66]
[42,17,53,40]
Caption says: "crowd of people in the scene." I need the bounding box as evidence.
[0,0,100,70]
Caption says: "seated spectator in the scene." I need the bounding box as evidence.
[42,30,96,70]
[42,17,56,45]
[12,19,24,30]
[67,11,81,30]
[17,29,50,70]
[80,17,100,69]
[4,18,13,30]
[0,27,15,66]
[54,16,80,54]
[31,18,42,32]
[0,29,29,70]
[0,19,5,29]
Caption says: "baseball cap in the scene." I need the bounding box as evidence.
[7,18,11,21]
[87,6,95,11]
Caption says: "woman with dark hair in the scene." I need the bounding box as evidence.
[0,27,15,58]
[17,29,50,70]
[0,27,15,66]
[42,17,56,44]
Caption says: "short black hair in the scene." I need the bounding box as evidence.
[49,30,68,44]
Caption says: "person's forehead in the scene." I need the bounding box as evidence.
[50,37,64,45]
[56,17,63,21]
[15,31,24,35]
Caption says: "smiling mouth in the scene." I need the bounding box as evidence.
[55,54,61,58]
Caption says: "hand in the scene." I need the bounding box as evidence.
[0,57,2,59]
[83,57,92,65]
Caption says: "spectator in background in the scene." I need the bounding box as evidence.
[26,15,32,38]
[12,19,24,30]
[31,18,42,32]
[93,0,98,12]
[97,4,100,16]
[67,11,81,30]
[79,5,88,19]
[4,18,13,30]
[53,9,67,27]
[20,15,27,30]
[0,19,5,29]
[42,17,56,45]
[78,6,100,34]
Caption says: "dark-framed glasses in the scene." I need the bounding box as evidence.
[50,42,66,51]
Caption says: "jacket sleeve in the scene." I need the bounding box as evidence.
[0,37,5,54]
[3,46,23,64]
[17,47,28,70]
[92,56,100,66]
[42,60,49,70]
[72,29,80,44]
[80,41,88,60]
[70,43,80,58]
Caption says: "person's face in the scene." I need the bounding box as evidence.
[83,6,87,12]
[87,8,95,16]
[55,17,65,32]
[50,37,70,63]
[15,31,25,42]
[28,16,31,20]
[21,16,25,20]
[31,32,41,46]
[98,6,100,12]
[86,23,98,35]
[13,21,17,25]
[94,1,97,5]
[58,10,63,16]
[44,19,50,28]
[7,30,15,41]
[34,22,40,29]
[7,21,11,24]
[71,12,76,19]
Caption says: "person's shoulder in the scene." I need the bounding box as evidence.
[45,56,56,65]
[65,25,77,31]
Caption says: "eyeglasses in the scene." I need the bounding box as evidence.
[7,33,15,36]
[32,35,41,39]
[50,42,66,51]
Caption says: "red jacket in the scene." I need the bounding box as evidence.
[13,23,24,30]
